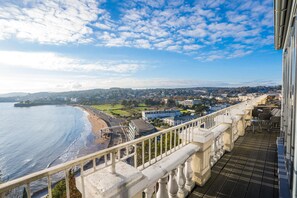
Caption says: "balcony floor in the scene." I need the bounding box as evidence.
[189,128,279,198]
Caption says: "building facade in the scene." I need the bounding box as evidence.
[163,115,197,126]
[178,99,201,107]
[128,119,156,140]
[274,1,297,197]
[142,110,181,120]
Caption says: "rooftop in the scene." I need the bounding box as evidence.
[130,119,155,132]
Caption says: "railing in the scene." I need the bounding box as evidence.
[0,95,267,198]
[145,156,195,198]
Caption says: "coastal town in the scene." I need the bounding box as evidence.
[2,86,280,152]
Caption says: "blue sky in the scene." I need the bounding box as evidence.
[0,0,281,93]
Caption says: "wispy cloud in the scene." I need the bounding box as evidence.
[0,0,101,43]
[0,51,144,73]
[0,74,280,94]
[0,0,274,61]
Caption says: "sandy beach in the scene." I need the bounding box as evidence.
[78,106,111,145]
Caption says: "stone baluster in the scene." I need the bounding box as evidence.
[144,185,155,198]
[168,170,178,198]
[215,138,219,158]
[219,135,224,156]
[210,140,215,166]
[185,158,194,192]
[156,176,169,198]
[177,163,187,197]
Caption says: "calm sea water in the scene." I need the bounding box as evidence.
[0,103,93,181]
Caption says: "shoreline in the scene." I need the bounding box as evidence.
[31,106,112,197]
[78,105,111,145]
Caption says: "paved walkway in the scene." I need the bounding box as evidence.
[189,130,279,198]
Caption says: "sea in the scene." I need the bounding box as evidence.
[0,102,95,184]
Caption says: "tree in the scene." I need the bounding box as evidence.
[144,99,161,106]
[121,100,127,106]
[166,99,176,107]
[193,104,209,115]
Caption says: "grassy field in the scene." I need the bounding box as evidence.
[91,104,149,117]
[92,104,124,111]
[112,109,131,116]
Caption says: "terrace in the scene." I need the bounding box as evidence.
[0,94,279,198]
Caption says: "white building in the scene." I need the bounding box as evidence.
[215,97,223,101]
[238,95,255,101]
[128,119,156,141]
[178,99,201,107]
[228,97,239,102]
[275,2,297,196]
[209,104,228,112]
[142,110,181,120]
[163,115,197,126]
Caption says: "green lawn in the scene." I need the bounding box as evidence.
[92,104,146,117]
[92,104,124,111]
[112,109,131,116]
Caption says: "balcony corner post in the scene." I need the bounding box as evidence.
[237,117,245,136]
[223,126,234,152]
[190,137,212,187]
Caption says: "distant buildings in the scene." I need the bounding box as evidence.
[128,119,156,140]
[238,94,256,101]
[209,104,228,112]
[163,115,197,126]
[70,98,78,102]
[215,96,224,101]
[228,97,239,102]
[142,110,181,120]
[178,99,201,107]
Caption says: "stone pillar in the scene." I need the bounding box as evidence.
[191,138,212,186]
[243,108,253,127]
[237,117,245,136]
[223,127,234,152]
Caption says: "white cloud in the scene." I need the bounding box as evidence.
[154,40,173,48]
[0,51,144,73]
[183,44,202,51]
[0,0,274,61]
[0,0,101,44]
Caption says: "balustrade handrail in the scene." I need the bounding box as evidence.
[0,94,267,196]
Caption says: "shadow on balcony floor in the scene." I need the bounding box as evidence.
[189,128,279,198]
